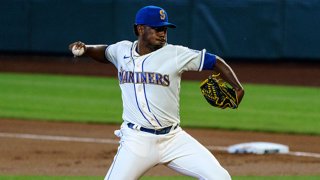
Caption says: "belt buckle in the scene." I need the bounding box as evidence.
[157,126,171,135]
[163,127,171,134]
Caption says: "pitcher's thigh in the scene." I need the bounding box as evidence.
[104,144,154,180]
[167,134,231,180]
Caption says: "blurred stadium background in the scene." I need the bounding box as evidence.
[1,0,320,88]
[1,0,320,60]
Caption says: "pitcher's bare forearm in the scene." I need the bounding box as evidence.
[85,45,109,64]
[69,41,109,64]
[213,56,245,103]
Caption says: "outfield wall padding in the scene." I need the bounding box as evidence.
[1,0,320,60]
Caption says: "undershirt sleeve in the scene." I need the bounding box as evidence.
[202,53,217,70]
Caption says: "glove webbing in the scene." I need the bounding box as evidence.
[200,74,238,109]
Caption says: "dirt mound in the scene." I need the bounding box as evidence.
[0,119,319,176]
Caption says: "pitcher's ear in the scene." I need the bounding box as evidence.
[133,24,139,36]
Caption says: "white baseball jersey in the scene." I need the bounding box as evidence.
[105,40,206,129]
[104,40,231,180]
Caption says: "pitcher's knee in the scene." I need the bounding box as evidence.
[218,168,231,180]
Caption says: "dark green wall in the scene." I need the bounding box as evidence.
[1,0,320,60]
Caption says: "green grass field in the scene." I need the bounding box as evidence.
[0,72,319,179]
[0,72,319,134]
[1,176,319,180]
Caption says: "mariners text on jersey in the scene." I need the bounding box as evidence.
[118,67,170,86]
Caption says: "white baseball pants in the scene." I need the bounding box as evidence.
[104,123,231,180]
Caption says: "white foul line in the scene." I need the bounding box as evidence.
[0,132,118,144]
[1,132,320,159]
[286,151,320,158]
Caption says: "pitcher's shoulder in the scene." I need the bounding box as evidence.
[108,40,133,52]
[166,44,190,50]
[115,40,133,47]
[164,44,197,54]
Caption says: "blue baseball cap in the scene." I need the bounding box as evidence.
[135,5,176,28]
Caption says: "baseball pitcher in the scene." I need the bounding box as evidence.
[69,5,244,180]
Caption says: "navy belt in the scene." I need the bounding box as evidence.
[127,123,178,135]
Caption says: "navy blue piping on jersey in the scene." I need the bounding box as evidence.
[202,52,217,70]
[141,56,162,127]
[197,49,205,71]
[130,44,153,127]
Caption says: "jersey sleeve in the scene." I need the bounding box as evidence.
[175,45,206,73]
[105,40,132,67]
[105,43,119,67]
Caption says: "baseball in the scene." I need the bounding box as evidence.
[72,45,85,56]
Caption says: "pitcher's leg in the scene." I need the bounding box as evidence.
[165,131,231,180]
[105,126,158,180]
[104,142,157,180]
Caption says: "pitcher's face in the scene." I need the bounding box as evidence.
[140,25,168,51]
